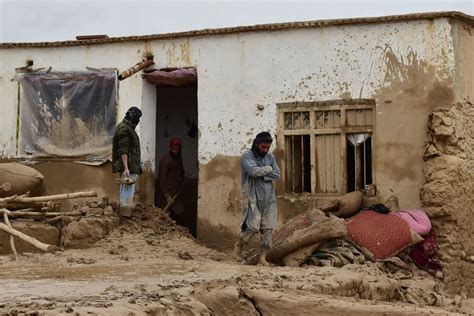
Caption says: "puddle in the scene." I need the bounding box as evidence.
[0,262,188,281]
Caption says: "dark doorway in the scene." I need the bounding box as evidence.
[155,85,198,236]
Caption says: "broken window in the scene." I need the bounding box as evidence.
[279,101,374,194]
[17,70,118,159]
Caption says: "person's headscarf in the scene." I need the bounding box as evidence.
[251,131,273,157]
[170,138,182,147]
[124,106,142,126]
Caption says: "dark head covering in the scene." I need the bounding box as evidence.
[251,131,273,157]
[125,106,142,126]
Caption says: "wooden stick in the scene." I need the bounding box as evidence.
[0,222,57,252]
[46,215,63,223]
[9,211,82,217]
[11,208,36,213]
[163,192,179,213]
[5,201,60,210]
[0,191,97,204]
[1,209,18,261]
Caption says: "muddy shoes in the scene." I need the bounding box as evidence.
[120,206,133,219]
[259,251,270,266]
[233,239,245,261]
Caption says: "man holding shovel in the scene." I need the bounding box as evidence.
[158,138,185,224]
[112,106,143,218]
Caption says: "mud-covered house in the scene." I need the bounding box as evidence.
[0,12,472,294]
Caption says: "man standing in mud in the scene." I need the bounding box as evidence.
[234,131,280,265]
[112,106,143,218]
[158,138,185,224]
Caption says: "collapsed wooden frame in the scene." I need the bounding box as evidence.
[0,191,97,260]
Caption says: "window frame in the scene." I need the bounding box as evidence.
[277,99,376,195]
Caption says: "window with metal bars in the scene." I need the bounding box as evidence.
[278,100,375,194]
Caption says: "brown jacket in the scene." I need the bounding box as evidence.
[158,153,184,197]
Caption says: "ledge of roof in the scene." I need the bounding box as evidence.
[1,11,472,48]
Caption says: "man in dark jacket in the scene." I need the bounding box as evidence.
[112,106,142,218]
[158,138,185,223]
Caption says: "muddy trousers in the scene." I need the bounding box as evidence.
[119,174,138,207]
[119,173,138,217]
[240,227,273,251]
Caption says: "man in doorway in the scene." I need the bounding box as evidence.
[234,131,280,265]
[158,138,185,224]
[112,106,143,218]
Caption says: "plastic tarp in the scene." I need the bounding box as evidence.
[142,68,197,86]
[17,71,117,161]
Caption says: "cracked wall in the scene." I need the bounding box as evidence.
[422,101,474,296]
[195,18,458,249]
[1,18,472,288]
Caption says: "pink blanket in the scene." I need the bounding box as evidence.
[393,209,431,236]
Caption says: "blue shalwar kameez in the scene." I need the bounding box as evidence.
[240,149,280,250]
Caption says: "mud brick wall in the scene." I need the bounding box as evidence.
[421,101,474,296]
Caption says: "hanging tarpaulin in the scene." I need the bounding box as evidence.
[17,70,118,159]
[347,133,370,146]
[142,68,197,86]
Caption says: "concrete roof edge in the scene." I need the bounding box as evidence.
[1,11,472,48]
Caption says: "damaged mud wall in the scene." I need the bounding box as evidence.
[196,19,458,248]
[198,156,241,250]
[31,162,118,210]
[421,101,474,296]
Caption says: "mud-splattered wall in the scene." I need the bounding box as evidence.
[422,101,474,296]
[453,20,474,101]
[192,19,458,249]
[421,20,473,296]
[0,17,471,262]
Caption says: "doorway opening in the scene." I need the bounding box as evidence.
[149,69,198,236]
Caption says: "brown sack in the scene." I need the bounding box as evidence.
[268,209,346,263]
[323,191,363,218]
[282,242,323,267]
[0,163,44,197]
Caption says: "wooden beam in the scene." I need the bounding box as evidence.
[0,191,97,204]
[1,209,18,261]
[0,223,57,252]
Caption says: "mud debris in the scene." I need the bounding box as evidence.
[0,204,472,315]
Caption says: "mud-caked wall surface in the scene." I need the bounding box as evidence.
[198,156,242,250]
[32,162,119,209]
[198,155,336,249]
[421,101,474,296]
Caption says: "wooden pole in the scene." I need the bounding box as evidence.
[0,191,97,204]
[0,223,57,252]
[5,202,59,210]
[1,209,18,261]
[9,211,82,217]
[163,192,179,213]
[118,57,154,81]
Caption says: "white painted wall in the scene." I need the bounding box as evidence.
[0,18,457,211]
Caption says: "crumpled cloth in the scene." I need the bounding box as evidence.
[393,209,431,236]
[308,239,365,267]
[409,230,443,278]
[378,256,413,279]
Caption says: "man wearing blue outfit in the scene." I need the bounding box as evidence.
[234,131,281,265]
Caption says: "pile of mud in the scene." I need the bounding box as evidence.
[60,203,192,249]
[2,201,474,315]
[124,204,192,239]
